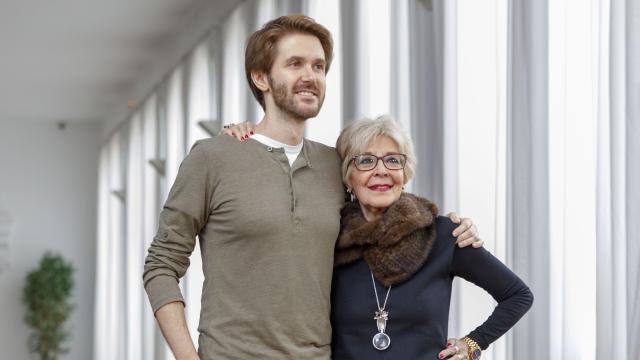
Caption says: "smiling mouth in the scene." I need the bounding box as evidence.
[368,185,393,192]
[294,88,318,97]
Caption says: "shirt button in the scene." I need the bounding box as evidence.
[266,146,273,152]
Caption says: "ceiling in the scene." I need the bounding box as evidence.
[0,0,242,126]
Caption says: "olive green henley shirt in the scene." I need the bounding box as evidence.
[143,135,345,359]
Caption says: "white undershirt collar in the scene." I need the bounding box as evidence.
[251,133,303,166]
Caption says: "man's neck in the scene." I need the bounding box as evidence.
[255,109,306,146]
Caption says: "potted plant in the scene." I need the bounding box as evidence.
[22,252,74,360]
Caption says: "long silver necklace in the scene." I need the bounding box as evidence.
[371,271,392,351]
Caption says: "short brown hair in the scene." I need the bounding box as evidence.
[245,15,333,109]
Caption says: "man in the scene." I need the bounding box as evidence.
[143,15,480,360]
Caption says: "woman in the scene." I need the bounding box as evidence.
[330,116,533,359]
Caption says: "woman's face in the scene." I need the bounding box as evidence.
[348,136,405,221]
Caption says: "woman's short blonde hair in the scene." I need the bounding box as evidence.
[335,115,416,188]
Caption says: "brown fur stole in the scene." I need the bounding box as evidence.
[334,193,439,287]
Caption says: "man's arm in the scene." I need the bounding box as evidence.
[143,142,215,356]
[155,301,200,360]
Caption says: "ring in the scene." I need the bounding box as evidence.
[454,345,459,352]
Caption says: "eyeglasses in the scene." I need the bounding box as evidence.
[350,154,407,171]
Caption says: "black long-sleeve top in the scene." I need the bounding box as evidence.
[331,216,534,359]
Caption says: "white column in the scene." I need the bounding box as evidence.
[142,96,159,360]
[126,114,144,360]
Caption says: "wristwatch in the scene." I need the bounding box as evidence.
[462,336,481,360]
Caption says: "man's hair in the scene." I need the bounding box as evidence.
[245,15,333,110]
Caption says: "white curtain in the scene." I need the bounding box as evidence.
[597,0,640,359]
[507,0,639,359]
[507,1,551,358]
[624,0,640,355]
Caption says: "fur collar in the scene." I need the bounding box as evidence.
[334,193,439,286]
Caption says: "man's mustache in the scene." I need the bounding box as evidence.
[293,83,320,96]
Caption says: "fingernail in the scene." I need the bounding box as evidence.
[250,131,254,135]
[439,354,444,359]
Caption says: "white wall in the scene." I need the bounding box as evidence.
[0,121,99,360]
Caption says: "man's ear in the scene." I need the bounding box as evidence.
[251,70,270,92]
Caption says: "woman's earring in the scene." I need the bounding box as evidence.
[347,188,355,202]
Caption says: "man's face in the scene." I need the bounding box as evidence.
[266,33,326,120]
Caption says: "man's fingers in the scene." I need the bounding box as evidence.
[456,223,482,248]
[472,239,484,248]
[447,211,461,224]
[455,223,477,241]
[451,218,469,237]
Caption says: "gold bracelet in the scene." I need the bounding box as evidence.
[462,337,482,360]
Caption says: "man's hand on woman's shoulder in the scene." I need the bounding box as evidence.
[447,212,483,248]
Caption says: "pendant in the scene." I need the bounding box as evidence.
[372,310,390,350]
[372,331,391,350]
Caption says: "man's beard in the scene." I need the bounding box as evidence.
[268,76,325,120]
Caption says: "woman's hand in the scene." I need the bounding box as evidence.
[438,338,469,359]
[219,122,255,141]
[447,212,483,248]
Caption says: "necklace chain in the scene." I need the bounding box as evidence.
[370,271,391,311]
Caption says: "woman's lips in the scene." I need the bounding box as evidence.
[368,184,392,192]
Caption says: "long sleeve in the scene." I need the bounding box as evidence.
[451,243,534,349]
[143,141,214,313]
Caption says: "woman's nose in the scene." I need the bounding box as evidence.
[373,159,389,175]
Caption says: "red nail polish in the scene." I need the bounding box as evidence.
[250,131,254,135]
[439,354,444,359]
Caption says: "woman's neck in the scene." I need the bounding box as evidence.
[360,203,385,222]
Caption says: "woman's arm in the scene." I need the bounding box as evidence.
[450,243,534,350]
